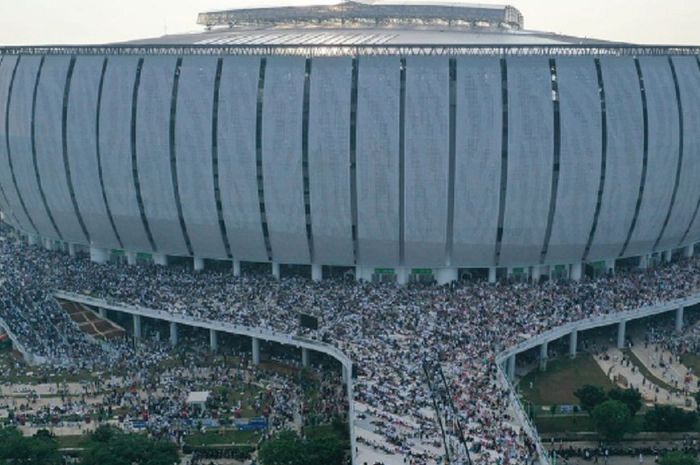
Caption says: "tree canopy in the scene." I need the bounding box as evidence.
[574,384,608,414]
[591,399,631,442]
[258,429,346,465]
[608,387,642,417]
[644,405,698,433]
[0,428,62,465]
[659,451,699,465]
[80,427,178,465]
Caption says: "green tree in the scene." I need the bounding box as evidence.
[659,451,699,465]
[0,427,62,465]
[608,387,642,416]
[644,405,698,432]
[591,399,631,442]
[81,430,178,465]
[574,384,608,414]
[258,429,346,465]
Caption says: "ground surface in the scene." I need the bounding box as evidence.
[520,354,614,406]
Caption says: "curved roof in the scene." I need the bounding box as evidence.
[197,1,524,30]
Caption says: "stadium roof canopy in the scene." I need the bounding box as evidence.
[197,1,524,30]
[114,1,617,49]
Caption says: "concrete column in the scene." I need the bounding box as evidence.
[488,267,497,284]
[684,245,695,258]
[355,266,373,282]
[43,238,54,251]
[570,263,583,282]
[232,259,241,277]
[68,243,76,258]
[271,262,280,280]
[153,254,168,266]
[605,259,615,275]
[396,267,409,285]
[435,268,458,285]
[539,342,548,372]
[569,330,578,358]
[209,329,218,352]
[28,235,39,246]
[507,354,516,381]
[98,308,106,319]
[301,347,310,368]
[531,265,542,283]
[193,257,205,271]
[617,320,626,349]
[676,307,684,332]
[133,315,142,339]
[252,337,260,365]
[126,251,137,266]
[663,249,673,263]
[169,321,178,346]
[311,264,322,282]
[639,254,649,269]
[90,247,109,264]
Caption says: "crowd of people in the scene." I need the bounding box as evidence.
[2,226,700,465]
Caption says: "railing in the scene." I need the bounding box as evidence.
[0,44,699,58]
[52,291,356,464]
[494,291,700,465]
[53,289,700,465]
[0,316,47,366]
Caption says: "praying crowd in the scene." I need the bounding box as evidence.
[2,225,700,465]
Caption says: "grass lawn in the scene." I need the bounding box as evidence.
[535,415,646,434]
[520,353,614,406]
[184,429,261,447]
[680,353,700,375]
[623,349,681,394]
[56,435,88,449]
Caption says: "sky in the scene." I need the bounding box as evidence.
[1,0,699,46]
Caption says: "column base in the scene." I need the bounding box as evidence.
[355,266,373,282]
[435,268,458,285]
[90,247,109,264]
[488,267,497,284]
[311,264,322,282]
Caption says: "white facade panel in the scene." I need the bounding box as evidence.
[546,57,601,264]
[99,56,152,251]
[217,56,268,262]
[627,57,679,255]
[7,56,57,238]
[136,56,189,256]
[175,56,227,258]
[0,56,33,234]
[35,56,87,244]
[308,57,353,265]
[500,57,553,266]
[671,57,700,246]
[261,56,309,264]
[404,57,449,267]
[588,57,645,260]
[67,56,120,249]
[452,57,501,267]
[356,57,400,266]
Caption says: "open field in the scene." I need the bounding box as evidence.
[520,354,614,406]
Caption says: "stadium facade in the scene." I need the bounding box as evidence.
[1,1,700,284]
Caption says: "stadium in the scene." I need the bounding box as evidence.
[2,1,699,285]
[2,2,700,465]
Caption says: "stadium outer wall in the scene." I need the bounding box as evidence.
[1,45,700,283]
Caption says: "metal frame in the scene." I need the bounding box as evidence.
[2,44,700,58]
